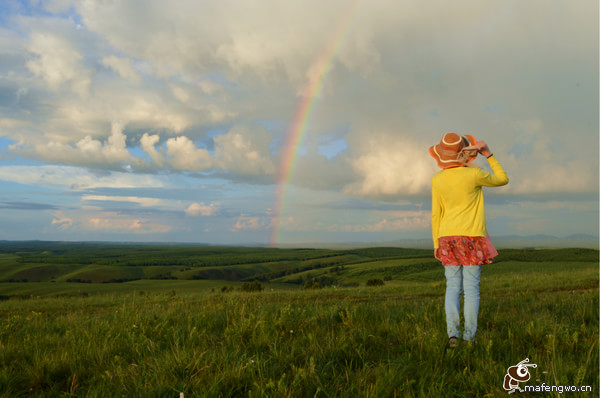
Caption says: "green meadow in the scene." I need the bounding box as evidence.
[0,243,597,397]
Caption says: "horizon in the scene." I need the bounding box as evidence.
[0,232,597,250]
[0,1,597,246]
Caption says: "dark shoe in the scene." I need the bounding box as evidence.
[448,336,459,348]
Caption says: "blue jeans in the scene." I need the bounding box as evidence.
[444,265,481,341]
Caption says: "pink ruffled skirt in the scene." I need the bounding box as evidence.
[438,235,498,266]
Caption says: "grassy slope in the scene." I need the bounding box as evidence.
[0,244,595,285]
[0,246,597,298]
[0,275,596,397]
[0,245,597,396]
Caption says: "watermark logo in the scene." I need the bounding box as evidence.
[503,358,537,394]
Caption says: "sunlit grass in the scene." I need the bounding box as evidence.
[0,260,597,397]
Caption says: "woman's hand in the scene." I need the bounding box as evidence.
[434,248,442,261]
[477,141,492,157]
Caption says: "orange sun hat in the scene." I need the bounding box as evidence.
[429,132,479,169]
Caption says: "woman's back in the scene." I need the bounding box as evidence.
[431,154,508,248]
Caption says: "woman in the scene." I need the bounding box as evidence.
[429,132,509,347]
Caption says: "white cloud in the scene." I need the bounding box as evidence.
[102,55,140,81]
[337,214,430,233]
[0,118,32,136]
[511,161,597,194]
[118,95,193,133]
[82,195,165,207]
[214,125,275,175]
[37,0,74,14]
[277,209,430,234]
[343,131,438,198]
[290,151,354,190]
[185,202,218,217]
[24,121,131,168]
[26,32,92,96]
[0,165,167,190]
[197,79,223,95]
[140,133,165,167]
[167,82,236,122]
[166,136,213,171]
[138,125,275,176]
[85,212,172,233]
[49,208,172,234]
[232,215,264,231]
[51,214,73,229]
[170,84,191,103]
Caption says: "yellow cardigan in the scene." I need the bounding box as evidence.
[431,155,509,249]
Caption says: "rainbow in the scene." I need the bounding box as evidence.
[269,0,362,247]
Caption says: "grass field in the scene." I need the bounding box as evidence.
[0,243,597,397]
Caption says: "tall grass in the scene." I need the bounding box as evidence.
[0,269,597,397]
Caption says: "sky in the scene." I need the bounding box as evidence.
[0,0,597,246]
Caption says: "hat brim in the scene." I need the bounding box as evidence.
[429,135,477,169]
